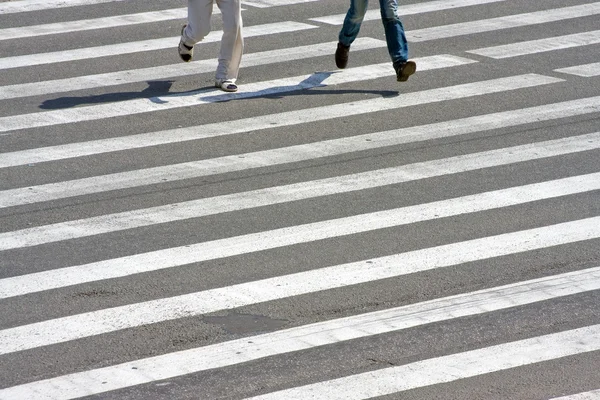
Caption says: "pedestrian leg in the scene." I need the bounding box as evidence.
[378,0,415,81]
[178,0,214,62]
[336,0,368,68]
[339,0,369,47]
[183,0,214,45]
[215,0,243,91]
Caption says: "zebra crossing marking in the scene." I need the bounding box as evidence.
[4,3,598,70]
[0,38,386,101]
[243,0,319,7]
[0,0,512,48]
[1,0,599,398]
[407,2,600,42]
[2,170,599,300]
[0,0,125,14]
[0,21,318,70]
[550,389,600,400]
[1,266,598,399]
[1,214,599,355]
[2,73,576,168]
[2,102,600,250]
[0,55,478,134]
[467,30,600,58]
[0,75,566,209]
[556,62,600,77]
[0,0,296,14]
[0,123,596,212]
[245,325,600,399]
[0,8,190,41]
[3,89,596,171]
[309,0,507,25]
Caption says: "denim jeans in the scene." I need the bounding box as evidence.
[338,0,409,67]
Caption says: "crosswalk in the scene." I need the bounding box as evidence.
[0,0,599,399]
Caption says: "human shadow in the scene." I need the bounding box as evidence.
[39,80,197,110]
[201,71,399,103]
[39,72,398,110]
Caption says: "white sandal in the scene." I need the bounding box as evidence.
[215,79,238,92]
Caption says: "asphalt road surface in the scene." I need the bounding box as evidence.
[1,0,600,399]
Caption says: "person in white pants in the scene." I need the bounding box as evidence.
[178,0,243,92]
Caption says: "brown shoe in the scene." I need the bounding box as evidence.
[335,42,350,69]
[395,60,416,82]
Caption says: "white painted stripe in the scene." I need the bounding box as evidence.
[0,38,386,101]
[0,0,124,14]
[407,3,600,42]
[0,8,191,41]
[0,75,562,209]
[0,21,317,70]
[246,325,600,400]
[468,30,600,58]
[309,0,506,25]
[2,172,599,299]
[1,124,596,213]
[5,1,592,69]
[1,93,596,170]
[0,0,279,14]
[1,267,599,400]
[550,389,600,400]
[2,100,600,250]
[243,0,319,7]
[556,62,600,77]
[1,73,569,168]
[0,54,476,134]
[1,213,599,354]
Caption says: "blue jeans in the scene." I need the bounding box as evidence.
[338,0,409,67]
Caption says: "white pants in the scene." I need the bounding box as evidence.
[182,0,243,82]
